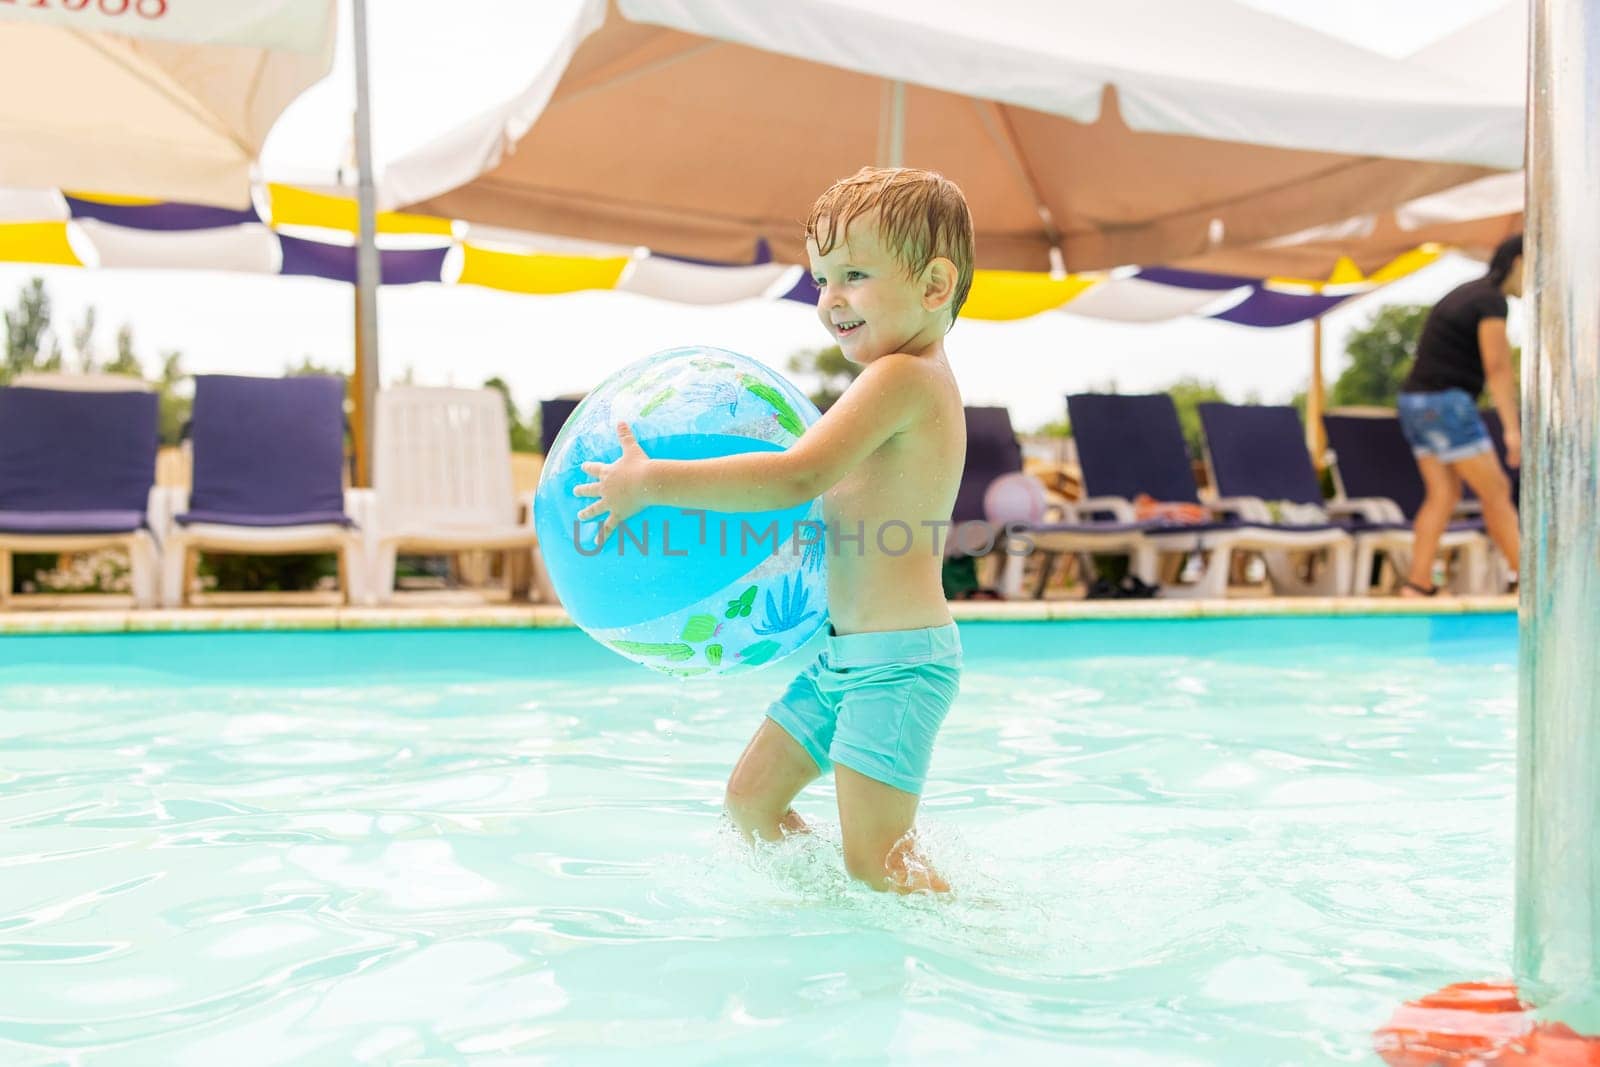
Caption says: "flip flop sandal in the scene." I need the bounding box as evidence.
[1118,575,1160,599]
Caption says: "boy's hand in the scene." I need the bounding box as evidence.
[574,421,651,547]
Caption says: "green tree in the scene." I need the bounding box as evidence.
[285,355,344,378]
[71,306,98,373]
[1330,303,1429,408]
[1167,377,1228,459]
[155,350,189,444]
[787,344,860,410]
[484,376,540,453]
[102,323,144,379]
[3,277,53,383]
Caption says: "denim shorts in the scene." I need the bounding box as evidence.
[766,624,961,796]
[1397,389,1493,462]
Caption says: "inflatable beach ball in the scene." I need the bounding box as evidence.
[534,347,829,677]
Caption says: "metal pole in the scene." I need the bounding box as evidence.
[1515,0,1600,1030]
[879,80,905,168]
[350,0,380,488]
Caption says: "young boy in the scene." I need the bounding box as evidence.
[575,167,973,893]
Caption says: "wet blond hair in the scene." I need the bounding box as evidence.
[805,166,975,325]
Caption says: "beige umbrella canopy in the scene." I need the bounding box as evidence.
[0,1,336,208]
[1175,173,1524,279]
[392,0,1519,272]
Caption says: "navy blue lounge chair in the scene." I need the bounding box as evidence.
[1198,403,1328,511]
[1196,402,1372,594]
[1068,394,1351,597]
[540,397,582,457]
[161,375,363,606]
[0,384,161,607]
[956,405,1157,598]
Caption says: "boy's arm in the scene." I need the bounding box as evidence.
[576,354,930,542]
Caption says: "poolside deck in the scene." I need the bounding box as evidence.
[0,593,1518,634]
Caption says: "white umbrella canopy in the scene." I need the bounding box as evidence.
[1412,0,1525,103]
[389,0,1520,272]
[0,1,336,208]
[1175,1,1526,278]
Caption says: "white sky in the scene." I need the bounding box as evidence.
[0,0,1513,432]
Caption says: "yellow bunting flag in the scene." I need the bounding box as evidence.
[960,270,1098,321]
[61,191,161,207]
[456,244,630,295]
[267,184,454,236]
[1267,245,1444,293]
[1367,245,1443,284]
[1327,256,1365,285]
[0,223,81,266]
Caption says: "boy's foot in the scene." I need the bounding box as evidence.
[886,835,950,894]
[1399,579,1439,598]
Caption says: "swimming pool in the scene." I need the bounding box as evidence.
[0,615,1516,1064]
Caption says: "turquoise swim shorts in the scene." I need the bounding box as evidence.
[765,623,961,795]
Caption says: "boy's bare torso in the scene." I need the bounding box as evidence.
[822,352,965,635]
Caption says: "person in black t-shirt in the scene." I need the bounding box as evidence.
[1394,234,1522,596]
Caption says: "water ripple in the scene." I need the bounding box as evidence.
[0,624,1516,1064]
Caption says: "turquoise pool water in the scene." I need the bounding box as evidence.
[0,616,1517,1064]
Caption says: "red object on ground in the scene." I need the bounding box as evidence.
[1374,981,1600,1066]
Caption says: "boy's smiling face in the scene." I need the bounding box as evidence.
[806,214,947,364]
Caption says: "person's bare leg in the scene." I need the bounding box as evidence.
[835,765,948,894]
[1453,451,1520,580]
[724,718,820,842]
[1405,456,1462,593]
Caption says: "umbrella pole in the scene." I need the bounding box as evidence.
[1306,316,1327,469]
[1515,0,1600,1029]
[350,0,381,488]
[878,80,906,168]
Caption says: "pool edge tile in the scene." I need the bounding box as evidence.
[0,595,1515,634]
[0,609,132,634]
[125,608,342,633]
[335,606,571,630]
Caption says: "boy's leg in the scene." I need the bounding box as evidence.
[835,766,948,894]
[829,647,959,894]
[725,718,822,842]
